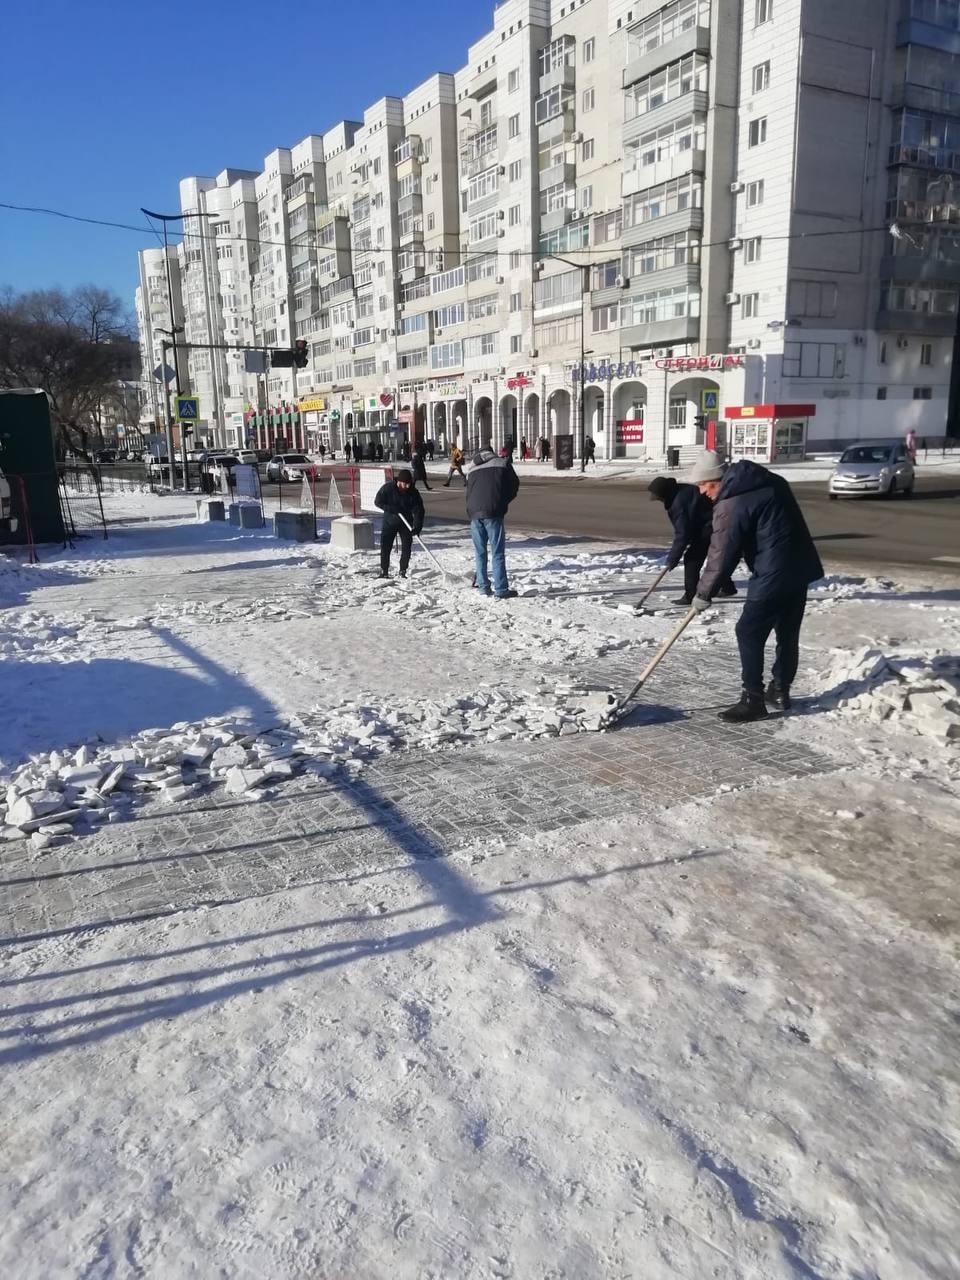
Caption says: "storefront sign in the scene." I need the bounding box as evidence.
[571,360,640,383]
[429,379,467,398]
[655,354,746,372]
[351,398,365,413]
[616,418,645,444]
[505,375,531,390]
[298,397,327,412]
[397,408,415,424]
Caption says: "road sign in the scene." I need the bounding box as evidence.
[176,396,199,421]
[153,363,176,384]
[701,389,720,412]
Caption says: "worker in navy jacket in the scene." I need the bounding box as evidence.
[648,476,737,606]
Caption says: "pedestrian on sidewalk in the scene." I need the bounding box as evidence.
[426,439,435,461]
[466,448,520,599]
[412,445,431,490]
[584,436,597,465]
[374,469,424,579]
[905,426,918,463]
[688,451,823,722]
[318,443,326,463]
[343,441,352,463]
[444,445,466,486]
[648,475,737,607]
[375,441,384,462]
[520,437,529,461]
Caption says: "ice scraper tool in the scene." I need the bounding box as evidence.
[632,564,671,613]
[603,606,699,728]
[398,514,472,584]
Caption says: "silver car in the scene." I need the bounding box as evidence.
[828,441,915,499]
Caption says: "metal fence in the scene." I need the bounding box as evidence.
[57,464,108,542]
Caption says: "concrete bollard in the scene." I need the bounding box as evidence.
[228,503,242,526]
[273,510,315,542]
[196,498,225,522]
[239,502,264,529]
[329,516,375,551]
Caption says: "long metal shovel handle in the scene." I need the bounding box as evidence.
[398,513,453,578]
[636,564,670,607]
[620,606,699,707]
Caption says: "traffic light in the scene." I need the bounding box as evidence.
[270,349,294,368]
[182,424,193,439]
[294,339,309,368]
[693,414,706,433]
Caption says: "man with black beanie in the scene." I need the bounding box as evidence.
[647,475,737,606]
[374,469,424,579]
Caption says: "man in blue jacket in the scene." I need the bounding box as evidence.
[466,448,520,598]
[648,476,737,606]
[689,451,823,722]
[374,469,424,579]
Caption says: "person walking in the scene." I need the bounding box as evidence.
[426,439,435,461]
[688,451,823,722]
[318,443,326,463]
[343,440,352,464]
[905,426,918,463]
[375,441,384,462]
[520,437,529,461]
[412,445,431,490]
[647,475,737,607]
[466,448,520,599]
[584,436,597,465]
[444,445,466,487]
[374,469,424,579]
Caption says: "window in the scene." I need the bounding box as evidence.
[539,36,575,78]
[463,332,497,359]
[510,292,522,312]
[509,204,521,226]
[432,265,466,295]
[623,175,702,228]
[509,159,523,182]
[508,68,520,92]
[593,209,624,243]
[920,342,933,365]
[591,259,620,289]
[430,339,463,370]
[579,186,594,210]
[879,341,887,364]
[748,118,767,147]
[535,86,574,126]
[433,303,465,328]
[468,294,498,320]
[535,315,582,347]
[509,251,522,269]
[741,293,760,319]
[625,54,709,121]
[746,179,765,207]
[468,167,500,204]
[583,37,595,63]
[752,61,771,93]
[620,284,701,327]
[582,138,595,161]
[623,115,706,177]
[427,213,435,231]
[788,280,838,319]
[592,303,620,332]
[354,357,376,378]
[508,114,521,138]
[398,348,428,370]
[782,341,842,378]
[755,0,773,23]
[669,396,688,429]
[913,386,933,399]
[469,212,499,243]
[583,88,595,112]
[399,313,427,335]
[625,231,701,275]
[744,236,762,263]
[480,99,493,128]
[538,222,590,255]
[510,334,522,354]
[534,270,581,309]
[876,387,887,400]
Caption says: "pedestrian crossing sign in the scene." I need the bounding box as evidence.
[701,389,719,412]
[176,396,200,421]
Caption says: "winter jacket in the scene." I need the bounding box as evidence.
[697,460,823,601]
[466,449,520,520]
[412,453,428,482]
[657,480,713,570]
[374,480,424,534]
[450,447,465,467]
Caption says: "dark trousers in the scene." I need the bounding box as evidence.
[682,541,736,602]
[380,516,412,574]
[735,589,808,694]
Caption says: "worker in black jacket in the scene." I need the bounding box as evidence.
[374,469,424,579]
[648,476,737,606]
[690,452,824,722]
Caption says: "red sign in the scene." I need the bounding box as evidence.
[725,403,816,419]
[505,375,531,390]
[616,418,644,443]
[655,354,745,372]
[379,392,394,407]
[397,408,415,424]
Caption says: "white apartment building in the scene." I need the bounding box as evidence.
[137,0,960,460]
[134,245,184,433]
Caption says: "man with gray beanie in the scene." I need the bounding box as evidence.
[687,450,823,722]
[466,447,520,598]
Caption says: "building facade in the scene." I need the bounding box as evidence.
[136,0,960,460]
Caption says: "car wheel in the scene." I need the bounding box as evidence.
[828,492,838,501]
[886,478,897,498]
[902,483,914,498]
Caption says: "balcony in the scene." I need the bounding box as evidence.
[891,81,960,114]
[538,61,576,95]
[399,224,424,247]
[888,142,960,172]
[886,197,960,224]
[539,158,576,190]
[624,91,708,145]
[876,307,957,334]
[622,149,706,197]
[881,251,960,285]
[460,126,498,177]
[621,204,704,250]
[398,191,423,216]
[540,203,575,234]
[624,25,711,89]
[618,313,700,349]
[896,17,960,52]
[394,136,421,166]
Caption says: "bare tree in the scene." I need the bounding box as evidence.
[0,285,138,457]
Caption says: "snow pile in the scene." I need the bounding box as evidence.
[822,646,960,747]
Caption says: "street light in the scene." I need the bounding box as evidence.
[549,254,592,471]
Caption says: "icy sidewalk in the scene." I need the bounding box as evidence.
[1,496,959,1278]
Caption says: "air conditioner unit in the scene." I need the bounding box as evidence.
[724,292,740,305]
[730,181,745,194]
[499,367,507,376]
[498,165,506,175]
[897,337,909,348]
[571,132,583,143]
[747,338,762,349]
[853,334,865,346]
[497,229,505,237]
[388,327,396,336]
[728,237,742,250]
[529,349,538,358]
[615,274,627,289]
[435,328,443,336]
[497,210,505,220]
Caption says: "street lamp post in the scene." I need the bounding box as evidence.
[548,254,592,471]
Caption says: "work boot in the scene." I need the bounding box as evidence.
[718,691,769,723]
[765,681,792,711]
[717,582,738,597]
[399,569,407,578]
[377,570,390,579]
[495,588,519,599]
[673,595,693,607]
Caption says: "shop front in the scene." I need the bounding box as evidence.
[724,404,814,463]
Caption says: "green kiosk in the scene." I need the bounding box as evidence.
[0,389,66,544]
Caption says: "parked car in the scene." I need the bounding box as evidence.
[147,457,184,481]
[201,453,242,484]
[828,441,915,499]
[0,468,19,540]
[266,452,313,482]
[236,450,258,466]
[95,448,118,465]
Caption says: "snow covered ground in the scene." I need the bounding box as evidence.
[1,492,958,1278]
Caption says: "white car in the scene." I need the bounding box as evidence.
[202,454,242,484]
[266,453,314,482]
[828,441,915,499]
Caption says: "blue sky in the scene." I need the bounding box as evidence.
[0,0,491,315]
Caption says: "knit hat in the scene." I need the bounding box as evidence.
[396,469,413,484]
[473,449,495,466]
[647,476,678,503]
[684,450,728,484]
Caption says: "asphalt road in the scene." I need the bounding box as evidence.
[417,472,960,574]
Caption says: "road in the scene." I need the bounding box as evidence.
[417,472,960,573]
